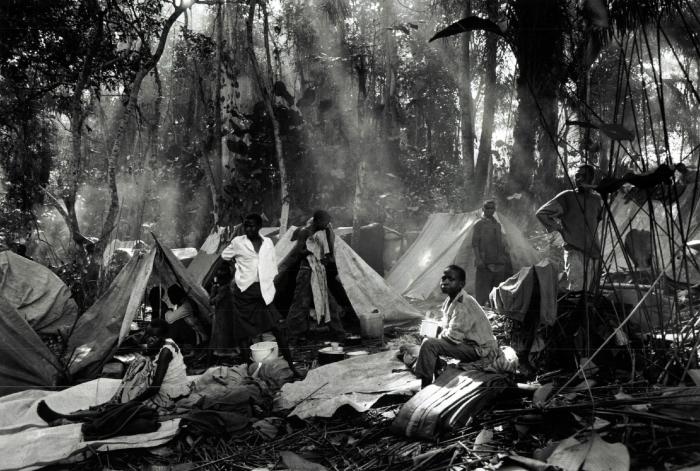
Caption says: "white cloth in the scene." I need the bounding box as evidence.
[221,235,278,305]
[149,339,190,408]
[306,230,331,324]
[564,248,596,291]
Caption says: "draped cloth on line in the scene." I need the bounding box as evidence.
[306,230,331,325]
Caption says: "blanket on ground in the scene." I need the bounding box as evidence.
[0,379,179,471]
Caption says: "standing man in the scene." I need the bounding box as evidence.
[221,213,296,370]
[536,164,602,292]
[413,265,500,388]
[471,199,509,305]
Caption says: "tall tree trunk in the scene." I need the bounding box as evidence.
[246,0,289,234]
[382,0,397,142]
[95,8,185,256]
[509,78,537,194]
[474,1,498,202]
[186,14,221,226]
[65,106,86,242]
[535,92,559,195]
[351,154,367,249]
[459,1,476,209]
[352,54,369,249]
[509,0,565,197]
[212,0,224,225]
[60,3,103,248]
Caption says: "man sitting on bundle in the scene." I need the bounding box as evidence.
[413,265,500,388]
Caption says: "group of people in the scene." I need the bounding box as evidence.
[210,211,345,366]
[146,164,603,393]
[49,162,602,415]
[416,164,603,387]
[142,211,345,368]
[36,164,605,424]
[472,164,602,303]
[36,211,342,423]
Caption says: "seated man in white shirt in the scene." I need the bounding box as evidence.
[414,265,500,388]
[221,213,296,372]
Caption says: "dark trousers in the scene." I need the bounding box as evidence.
[474,267,506,306]
[287,265,345,336]
[413,337,480,382]
[232,283,295,371]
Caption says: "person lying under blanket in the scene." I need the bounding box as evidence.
[37,319,191,422]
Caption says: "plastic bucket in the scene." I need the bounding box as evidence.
[359,312,384,339]
[250,341,279,363]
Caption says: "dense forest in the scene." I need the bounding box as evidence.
[5,2,700,469]
[1,0,699,269]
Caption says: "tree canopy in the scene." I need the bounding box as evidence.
[1,0,699,272]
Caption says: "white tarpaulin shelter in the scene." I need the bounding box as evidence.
[275,227,422,326]
[386,211,540,300]
[603,186,700,284]
[67,238,212,381]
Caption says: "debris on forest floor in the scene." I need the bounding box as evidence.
[65,380,700,471]
[61,348,700,471]
[37,297,700,470]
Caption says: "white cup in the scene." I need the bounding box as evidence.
[331,342,341,352]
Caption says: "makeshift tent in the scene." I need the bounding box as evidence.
[0,297,66,397]
[0,250,79,335]
[602,185,700,284]
[68,238,212,381]
[0,252,83,396]
[187,226,279,288]
[386,211,540,300]
[334,224,403,276]
[103,239,197,267]
[275,227,421,326]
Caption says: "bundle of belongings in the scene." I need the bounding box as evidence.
[489,259,560,371]
[178,358,293,436]
[0,358,296,470]
[80,402,160,440]
[392,340,519,439]
[391,365,513,439]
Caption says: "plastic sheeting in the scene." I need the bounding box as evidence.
[68,240,212,381]
[490,260,560,327]
[276,228,422,326]
[187,228,227,288]
[0,297,63,397]
[0,251,79,336]
[603,187,700,284]
[0,378,179,471]
[386,212,540,300]
[276,350,420,419]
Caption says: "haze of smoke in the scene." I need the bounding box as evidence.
[30,174,210,265]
